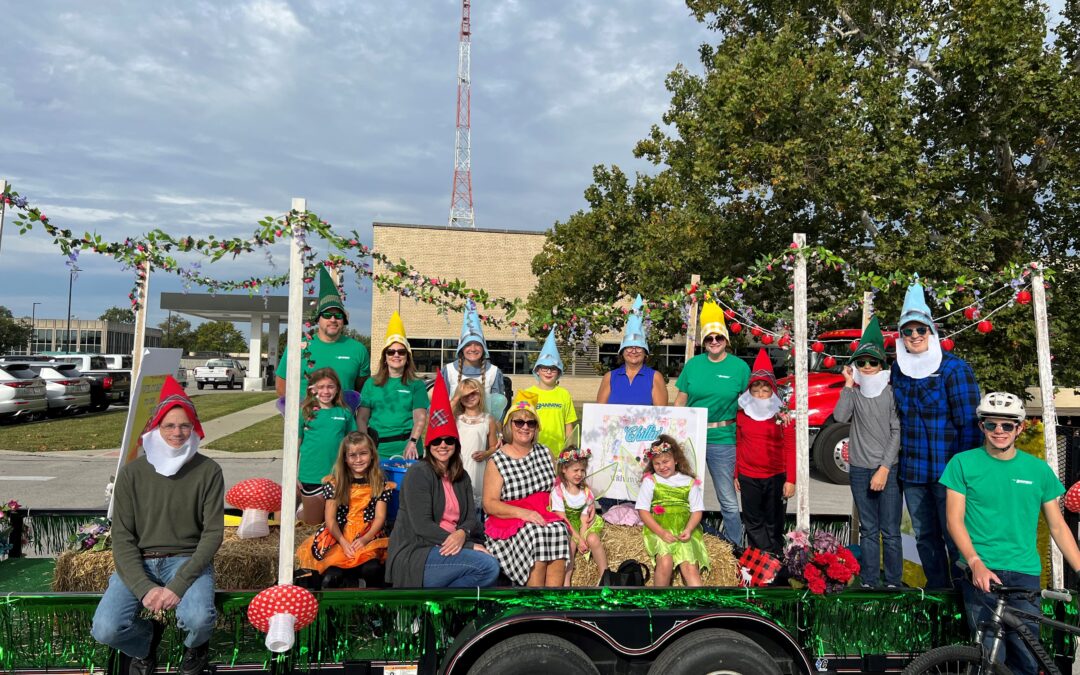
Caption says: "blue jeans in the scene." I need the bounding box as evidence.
[902,481,961,588]
[423,546,501,588]
[849,466,903,586]
[705,443,742,546]
[961,571,1041,675]
[91,557,216,658]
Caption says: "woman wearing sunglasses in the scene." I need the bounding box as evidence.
[482,391,571,586]
[387,373,501,588]
[358,312,430,461]
[673,302,750,548]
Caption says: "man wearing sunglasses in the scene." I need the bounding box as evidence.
[940,392,1080,675]
[890,280,981,589]
[275,266,371,413]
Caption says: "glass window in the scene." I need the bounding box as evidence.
[80,330,102,352]
[411,349,443,374]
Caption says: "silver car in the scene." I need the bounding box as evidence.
[0,362,48,422]
[25,363,91,417]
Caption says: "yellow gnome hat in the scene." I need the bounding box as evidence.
[503,389,540,424]
[699,301,729,340]
[384,311,411,352]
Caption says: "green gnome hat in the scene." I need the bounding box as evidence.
[851,315,887,362]
[315,266,348,325]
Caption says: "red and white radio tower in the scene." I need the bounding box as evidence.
[448,0,475,228]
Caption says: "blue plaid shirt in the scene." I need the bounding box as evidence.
[890,353,982,484]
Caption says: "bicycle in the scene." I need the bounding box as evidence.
[903,583,1076,674]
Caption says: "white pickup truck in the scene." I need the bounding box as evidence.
[193,358,246,390]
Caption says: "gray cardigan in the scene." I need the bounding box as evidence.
[832,385,901,470]
[385,460,481,588]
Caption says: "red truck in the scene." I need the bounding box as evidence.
[776,328,899,485]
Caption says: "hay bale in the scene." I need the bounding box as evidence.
[52,526,318,592]
[569,524,740,587]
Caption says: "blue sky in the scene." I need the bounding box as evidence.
[0,0,711,335]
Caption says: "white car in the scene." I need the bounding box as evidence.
[25,363,91,417]
[0,362,48,422]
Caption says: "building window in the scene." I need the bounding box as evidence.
[31,329,52,353]
[406,338,543,376]
[599,342,686,379]
[80,330,102,353]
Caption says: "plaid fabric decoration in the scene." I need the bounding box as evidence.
[891,353,982,483]
[738,547,781,587]
[430,409,450,428]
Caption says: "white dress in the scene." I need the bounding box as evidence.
[457,412,493,503]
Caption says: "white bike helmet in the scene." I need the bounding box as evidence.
[976,392,1026,422]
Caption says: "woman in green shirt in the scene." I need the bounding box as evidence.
[358,312,429,461]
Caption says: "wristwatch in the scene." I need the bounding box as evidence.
[409,437,418,444]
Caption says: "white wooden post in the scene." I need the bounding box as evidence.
[277,198,307,586]
[684,274,701,363]
[1032,263,1063,588]
[131,260,151,380]
[0,179,7,254]
[793,234,810,530]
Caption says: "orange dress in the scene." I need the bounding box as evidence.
[296,480,396,573]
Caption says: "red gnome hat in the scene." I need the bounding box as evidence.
[748,348,777,392]
[140,375,205,442]
[424,371,459,448]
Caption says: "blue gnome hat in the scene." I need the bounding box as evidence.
[532,328,565,377]
[619,295,650,354]
[899,277,938,335]
[457,300,490,359]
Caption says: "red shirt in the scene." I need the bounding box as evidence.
[736,410,796,483]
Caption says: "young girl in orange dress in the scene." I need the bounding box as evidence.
[297,431,396,576]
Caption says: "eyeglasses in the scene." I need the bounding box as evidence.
[854,359,882,368]
[703,335,727,344]
[319,311,345,321]
[536,365,559,372]
[430,436,457,447]
[982,421,1018,433]
[385,348,408,357]
[160,423,194,433]
[901,326,930,337]
[511,419,538,429]
[623,347,645,353]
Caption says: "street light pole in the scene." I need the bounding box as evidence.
[65,266,81,352]
[29,302,41,353]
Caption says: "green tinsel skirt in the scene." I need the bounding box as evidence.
[643,508,709,570]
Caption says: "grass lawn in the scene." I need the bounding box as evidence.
[0,392,277,452]
[204,415,283,452]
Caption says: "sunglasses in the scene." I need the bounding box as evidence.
[982,421,1018,433]
[319,311,345,320]
[703,335,727,344]
[511,419,538,429]
[901,326,930,337]
[854,359,882,368]
[430,436,457,447]
[385,348,408,357]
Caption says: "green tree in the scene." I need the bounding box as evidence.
[0,306,33,354]
[530,0,1080,394]
[190,321,246,353]
[98,306,135,323]
[158,315,194,352]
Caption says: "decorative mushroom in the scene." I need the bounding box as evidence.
[226,478,282,539]
[1065,481,1080,513]
[248,584,319,653]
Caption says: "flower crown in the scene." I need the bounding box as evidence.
[557,446,592,465]
[644,441,673,461]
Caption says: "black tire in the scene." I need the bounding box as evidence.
[465,633,599,675]
[647,628,781,675]
[813,422,850,485]
[197,382,205,390]
[903,645,1012,674]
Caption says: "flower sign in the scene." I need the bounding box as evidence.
[70,518,112,552]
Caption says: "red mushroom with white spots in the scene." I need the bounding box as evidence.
[248,584,319,653]
[1065,481,1080,514]
[226,478,282,539]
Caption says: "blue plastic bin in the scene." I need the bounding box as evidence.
[380,457,417,521]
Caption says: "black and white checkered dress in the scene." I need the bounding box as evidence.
[485,443,571,585]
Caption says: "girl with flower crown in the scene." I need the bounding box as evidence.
[635,435,709,586]
[551,445,608,585]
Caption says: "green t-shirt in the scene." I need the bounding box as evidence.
[527,385,578,457]
[675,353,750,444]
[276,335,371,393]
[940,446,1064,575]
[360,376,429,459]
[298,405,357,484]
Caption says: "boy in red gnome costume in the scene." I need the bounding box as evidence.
[735,349,795,556]
[92,376,224,675]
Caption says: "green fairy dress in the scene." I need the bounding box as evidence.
[642,479,710,570]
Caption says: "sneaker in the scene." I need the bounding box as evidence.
[128,654,157,675]
[179,642,210,675]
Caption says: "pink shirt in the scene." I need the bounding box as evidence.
[438,474,461,533]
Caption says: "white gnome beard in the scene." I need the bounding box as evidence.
[895,333,943,380]
[853,369,891,399]
[738,391,783,421]
[142,429,199,477]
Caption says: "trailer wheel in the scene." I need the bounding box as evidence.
[813,422,850,485]
[465,633,599,675]
[197,382,204,390]
[647,628,781,675]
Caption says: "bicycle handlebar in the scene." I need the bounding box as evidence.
[1041,588,1073,603]
[987,582,1072,603]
